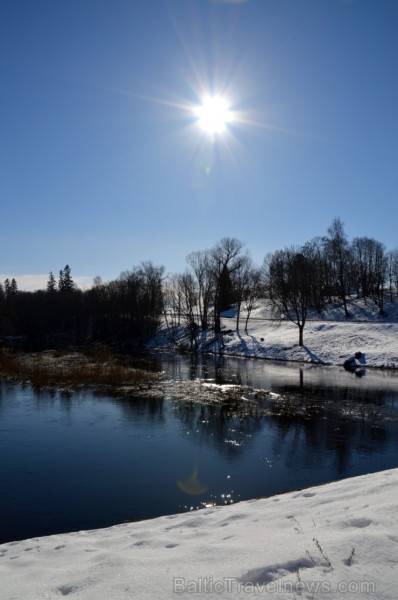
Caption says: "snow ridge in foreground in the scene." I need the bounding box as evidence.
[1,468,397,599]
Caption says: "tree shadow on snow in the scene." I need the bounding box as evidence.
[302,345,325,364]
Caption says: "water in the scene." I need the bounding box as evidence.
[1,354,398,544]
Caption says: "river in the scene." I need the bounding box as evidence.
[1,353,398,544]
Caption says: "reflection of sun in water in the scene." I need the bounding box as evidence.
[177,467,208,496]
[195,95,233,135]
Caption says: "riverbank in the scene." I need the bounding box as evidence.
[153,297,398,369]
[0,347,161,395]
[1,467,397,599]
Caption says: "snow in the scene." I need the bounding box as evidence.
[154,298,398,369]
[1,468,397,599]
[219,318,398,368]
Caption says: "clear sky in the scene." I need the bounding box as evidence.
[1,0,397,290]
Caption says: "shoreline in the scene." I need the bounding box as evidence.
[152,304,398,370]
[2,468,397,599]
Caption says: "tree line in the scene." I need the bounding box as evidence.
[1,218,398,350]
[0,263,165,349]
[264,218,398,346]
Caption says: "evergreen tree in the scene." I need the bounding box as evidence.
[4,278,18,297]
[58,265,74,292]
[47,272,57,293]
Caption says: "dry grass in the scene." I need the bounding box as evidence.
[0,347,161,393]
[0,346,270,410]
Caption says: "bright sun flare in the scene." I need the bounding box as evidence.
[195,95,232,135]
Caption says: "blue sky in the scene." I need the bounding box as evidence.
[1,0,397,290]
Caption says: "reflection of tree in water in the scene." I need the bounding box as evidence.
[161,353,247,386]
[267,387,390,476]
[30,387,75,415]
[270,365,396,423]
[111,395,165,424]
[171,400,264,458]
[170,362,396,476]
[187,353,229,384]
[68,349,397,478]
[30,385,167,424]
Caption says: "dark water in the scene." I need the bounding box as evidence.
[1,354,398,544]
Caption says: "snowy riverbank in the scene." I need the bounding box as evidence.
[153,298,398,369]
[1,468,397,599]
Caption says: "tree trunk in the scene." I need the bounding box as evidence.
[298,323,304,346]
[236,302,241,332]
[341,284,349,317]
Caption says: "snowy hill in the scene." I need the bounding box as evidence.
[153,297,398,369]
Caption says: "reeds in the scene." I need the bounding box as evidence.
[0,347,160,391]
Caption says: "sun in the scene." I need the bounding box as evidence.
[195,95,233,135]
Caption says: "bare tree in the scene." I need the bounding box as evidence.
[118,261,165,342]
[232,254,254,332]
[162,275,182,341]
[352,237,387,312]
[326,218,351,317]
[266,246,316,347]
[137,261,165,325]
[302,237,327,314]
[211,237,248,333]
[174,271,199,349]
[387,249,398,301]
[186,249,214,330]
[372,241,387,314]
[243,267,262,334]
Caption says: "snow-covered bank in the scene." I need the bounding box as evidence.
[1,468,397,599]
[216,319,398,368]
[154,298,398,369]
